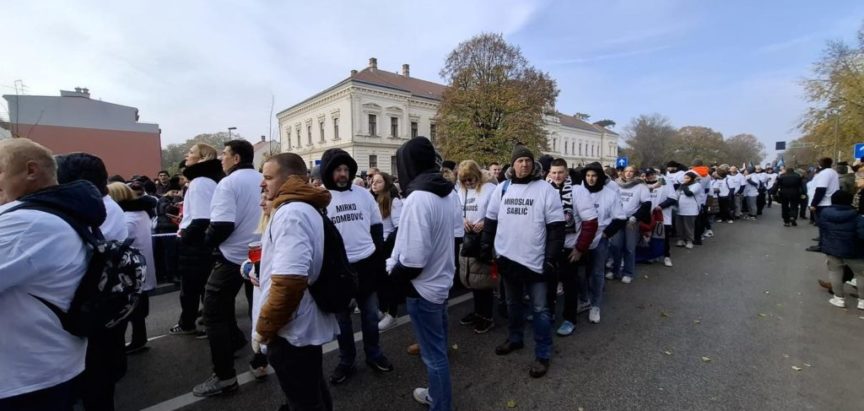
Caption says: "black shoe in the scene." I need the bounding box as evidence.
[366,355,394,372]
[125,342,149,355]
[495,340,524,356]
[329,364,356,385]
[459,312,479,326]
[791,220,798,226]
[784,222,790,227]
[473,317,494,334]
[529,358,550,378]
[497,304,509,319]
[806,245,822,252]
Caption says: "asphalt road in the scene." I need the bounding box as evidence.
[116,206,864,411]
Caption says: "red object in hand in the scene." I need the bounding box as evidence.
[489,261,499,280]
[248,241,262,263]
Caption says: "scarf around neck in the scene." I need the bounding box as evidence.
[549,176,575,233]
[272,175,332,211]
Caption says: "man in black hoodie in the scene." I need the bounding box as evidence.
[481,144,565,378]
[0,139,106,410]
[319,148,394,385]
[387,137,460,409]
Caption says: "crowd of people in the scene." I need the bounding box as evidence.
[2,134,864,411]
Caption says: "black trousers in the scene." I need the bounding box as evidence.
[780,197,799,223]
[127,293,150,345]
[178,243,212,330]
[81,326,126,410]
[557,249,586,324]
[756,192,766,215]
[203,256,247,380]
[0,375,79,411]
[800,196,809,219]
[268,337,333,411]
[718,195,732,221]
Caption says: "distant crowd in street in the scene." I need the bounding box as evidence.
[3,134,864,411]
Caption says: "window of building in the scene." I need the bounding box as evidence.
[430,123,437,141]
[564,141,568,155]
[579,142,582,156]
[552,138,556,152]
[296,127,301,147]
[390,156,397,174]
[333,118,340,140]
[390,117,398,138]
[286,129,292,149]
[307,125,312,146]
[368,114,377,136]
[319,122,325,143]
[369,154,378,168]
[411,121,418,138]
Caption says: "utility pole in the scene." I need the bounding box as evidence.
[228,126,237,139]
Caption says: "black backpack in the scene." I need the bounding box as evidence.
[270,202,358,313]
[2,203,146,337]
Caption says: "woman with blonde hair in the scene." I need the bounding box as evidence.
[455,160,498,333]
[170,143,225,335]
[108,181,157,353]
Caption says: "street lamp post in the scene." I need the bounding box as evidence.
[228,126,237,139]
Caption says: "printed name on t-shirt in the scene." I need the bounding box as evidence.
[620,192,634,201]
[331,202,365,224]
[504,197,534,215]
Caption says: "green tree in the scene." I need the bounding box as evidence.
[799,21,864,161]
[593,119,616,129]
[671,126,727,165]
[724,133,765,166]
[161,132,236,174]
[435,33,559,165]
[621,114,677,168]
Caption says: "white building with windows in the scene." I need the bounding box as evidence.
[277,58,618,174]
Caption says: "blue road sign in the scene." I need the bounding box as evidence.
[854,143,864,160]
[616,156,628,168]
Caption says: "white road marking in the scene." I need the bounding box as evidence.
[141,292,473,411]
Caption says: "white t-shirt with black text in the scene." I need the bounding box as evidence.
[327,188,382,263]
[253,202,339,347]
[457,182,496,224]
[564,184,598,249]
[588,187,626,249]
[486,180,565,273]
[812,168,840,207]
[617,182,650,217]
[180,177,217,230]
[211,168,263,265]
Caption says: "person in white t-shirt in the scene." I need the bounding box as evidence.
[645,168,677,267]
[673,172,701,248]
[171,144,224,335]
[319,148,394,385]
[808,157,841,253]
[547,159,598,336]
[55,151,129,410]
[765,166,778,208]
[754,166,768,216]
[712,167,733,223]
[370,172,403,331]
[728,166,744,219]
[387,137,459,410]
[251,153,339,411]
[742,168,760,220]
[108,182,157,355]
[482,144,564,379]
[581,162,627,324]
[609,165,651,284]
[193,140,263,398]
[454,160,498,334]
[0,139,106,410]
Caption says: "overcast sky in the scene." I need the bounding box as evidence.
[4,0,863,159]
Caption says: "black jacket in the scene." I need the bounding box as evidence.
[818,205,864,258]
[775,172,804,199]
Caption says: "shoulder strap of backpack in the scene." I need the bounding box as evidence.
[501,179,511,198]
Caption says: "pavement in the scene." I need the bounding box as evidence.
[117,205,864,411]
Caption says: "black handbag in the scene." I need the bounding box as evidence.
[459,188,482,258]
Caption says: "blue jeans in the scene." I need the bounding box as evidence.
[499,259,552,360]
[587,237,609,308]
[407,297,452,411]
[336,291,383,366]
[611,222,639,279]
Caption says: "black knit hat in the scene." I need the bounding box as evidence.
[167,175,182,191]
[511,144,535,165]
[538,155,553,174]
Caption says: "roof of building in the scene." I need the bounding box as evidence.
[555,112,619,136]
[350,68,447,101]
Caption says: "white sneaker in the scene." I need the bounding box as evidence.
[705,230,714,238]
[846,278,858,288]
[663,257,672,267]
[556,282,564,296]
[685,241,693,249]
[621,276,632,284]
[829,296,846,308]
[858,299,864,310]
[377,310,385,320]
[353,307,361,314]
[605,271,614,280]
[727,220,734,224]
[589,307,600,324]
[378,313,397,331]
[413,387,431,406]
[676,240,685,247]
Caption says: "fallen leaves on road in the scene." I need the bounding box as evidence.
[451,344,459,351]
[764,290,770,294]
[701,356,712,363]
[783,354,790,359]
[660,311,670,318]
[506,400,517,408]
[804,363,812,368]
[693,320,701,324]
[792,366,802,371]
[663,350,672,356]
